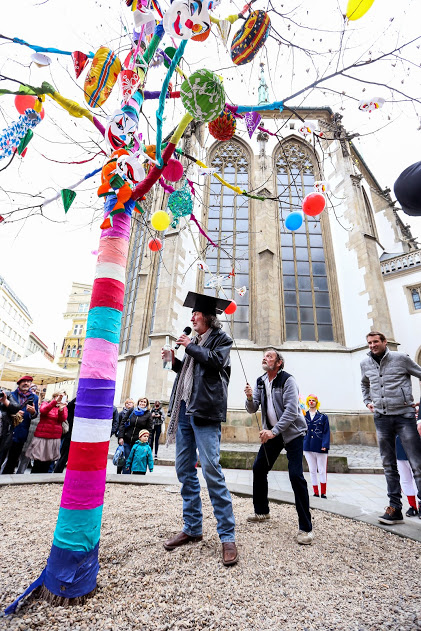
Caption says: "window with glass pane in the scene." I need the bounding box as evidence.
[411,287,421,311]
[276,141,334,342]
[119,192,153,354]
[205,141,250,339]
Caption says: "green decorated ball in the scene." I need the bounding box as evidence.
[180,69,225,123]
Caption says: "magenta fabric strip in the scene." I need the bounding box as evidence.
[80,337,119,381]
[101,213,131,240]
[60,469,106,511]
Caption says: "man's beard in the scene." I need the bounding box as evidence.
[262,363,270,372]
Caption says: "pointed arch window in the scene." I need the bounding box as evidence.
[205,140,250,339]
[276,140,334,342]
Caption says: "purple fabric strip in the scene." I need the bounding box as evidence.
[75,378,116,419]
[93,116,105,137]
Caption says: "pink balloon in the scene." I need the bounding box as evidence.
[162,158,184,182]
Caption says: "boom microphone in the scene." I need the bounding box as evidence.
[175,326,192,350]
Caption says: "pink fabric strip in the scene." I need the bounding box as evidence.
[101,213,131,240]
[80,337,119,380]
[98,236,129,267]
[61,468,106,510]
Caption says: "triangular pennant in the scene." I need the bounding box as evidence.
[61,189,76,213]
[217,19,231,47]
[71,51,89,79]
[18,129,33,155]
[244,111,261,138]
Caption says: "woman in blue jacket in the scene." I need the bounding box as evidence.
[303,394,330,498]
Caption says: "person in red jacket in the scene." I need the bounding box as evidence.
[25,392,68,473]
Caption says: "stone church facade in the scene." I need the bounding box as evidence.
[114,106,421,446]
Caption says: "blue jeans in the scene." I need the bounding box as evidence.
[374,414,421,509]
[253,434,312,533]
[175,401,235,543]
[120,442,133,474]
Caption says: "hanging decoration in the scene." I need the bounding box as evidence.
[151,210,171,231]
[224,300,237,315]
[84,47,122,108]
[358,97,385,113]
[162,157,184,182]
[163,0,211,40]
[302,193,326,217]
[285,211,304,231]
[0,109,41,161]
[15,94,45,119]
[72,51,90,78]
[244,111,261,139]
[230,10,271,66]
[168,180,194,227]
[148,237,163,251]
[180,69,225,123]
[31,52,52,67]
[314,181,331,193]
[208,108,237,141]
[346,0,375,21]
[197,260,209,271]
[235,286,247,297]
[61,189,77,213]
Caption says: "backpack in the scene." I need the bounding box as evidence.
[112,444,126,467]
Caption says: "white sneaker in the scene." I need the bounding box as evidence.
[296,530,314,545]
[247,513,270,522]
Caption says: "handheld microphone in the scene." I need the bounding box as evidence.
[175,326,192,350]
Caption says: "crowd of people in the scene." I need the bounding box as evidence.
[1,290,421,568]
[0,382,166,476]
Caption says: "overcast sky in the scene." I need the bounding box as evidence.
[0,0,420,353]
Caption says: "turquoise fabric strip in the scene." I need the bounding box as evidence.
[155,39,187,168]
[85,306,122,344]
[236,101,284,113]
[53,506,103,552]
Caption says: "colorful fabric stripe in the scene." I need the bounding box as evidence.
[85,306,122,344]
[53,506,103,551]
[95,262,126,284]
[71,417,113,443]
[79,337,119,381]
[97,237,129,267]
[44,544,99,598]
[67,441,110,470]
[85,47,121,108]
[61,469,107,511]
[90,278,125,311]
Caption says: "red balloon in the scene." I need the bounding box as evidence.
[14,95,45,120]
[162,158,184,182]
[224,300,237,315]
[302,192,326,216]
[148,237,162,251]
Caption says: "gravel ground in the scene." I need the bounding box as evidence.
[0,484,420,631]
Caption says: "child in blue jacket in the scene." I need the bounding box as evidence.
[303,394,330,498]
[126,429,154,475]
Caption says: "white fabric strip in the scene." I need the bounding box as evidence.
[72,417,112,443]
[95,261,125,283]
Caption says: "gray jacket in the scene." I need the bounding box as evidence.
[245,370,307,444]
[360,347,421,417]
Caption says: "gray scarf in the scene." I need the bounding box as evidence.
[166,328,212,445]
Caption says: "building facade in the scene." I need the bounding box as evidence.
[24,332,54,362]
[0,275,32,364]
[57,282,92,371]
[114,107,420,445]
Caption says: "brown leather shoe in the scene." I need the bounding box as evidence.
[163,531,203,551]
[222,542,238,566]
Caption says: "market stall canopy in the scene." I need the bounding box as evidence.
[0,351,78,384]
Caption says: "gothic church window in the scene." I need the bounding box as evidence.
[276,140,334,342]
[205,140,250,339]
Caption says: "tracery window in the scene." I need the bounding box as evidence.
[410,286,421,311]
[120,192,153,354]
[276,140,334,342]
[205,140,250,339]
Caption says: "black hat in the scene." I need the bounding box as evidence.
[394,161,421,217]
[183,291,231,315]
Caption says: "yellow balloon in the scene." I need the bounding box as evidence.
[151,210,171,231]
[346,0,375,20]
